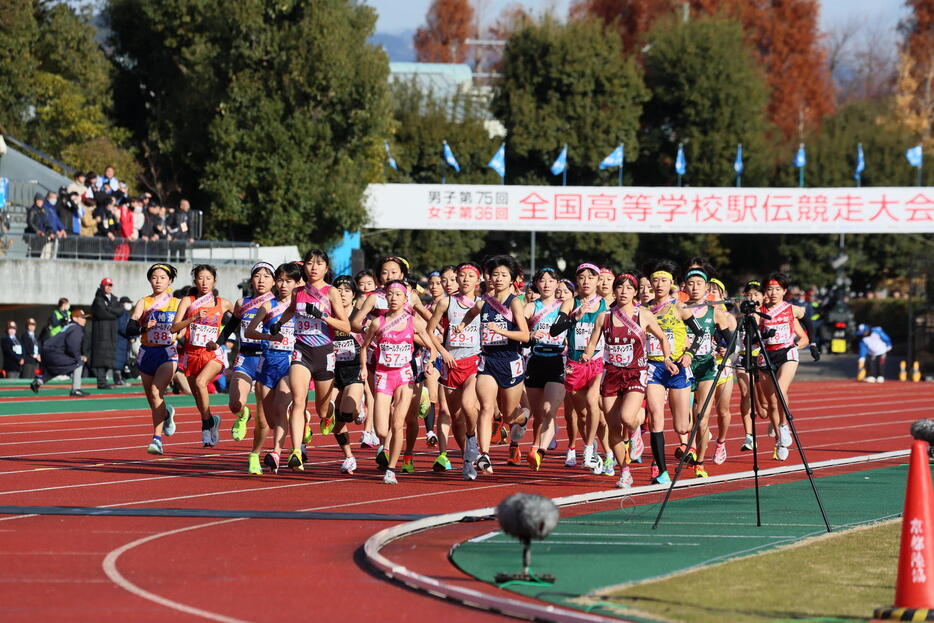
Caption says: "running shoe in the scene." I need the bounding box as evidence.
[674,443,687,460]
[866,376,877,383]
[616,467,633,489]
[401,456,415,474]
[774,443,789,461]
[231,406,250,441]
[201,424,213,447]
[433,452,452,472]
[509,408,530,443]
[147,438,163,455]
[209,415,221,446]
[288,450,303,472]
[69,389,89,397]
[360,430,379,449]
[592,454,605,475]
[163,404,176,437]
[462,460,477,481]
[465,436,479,463]
[506,444,522,465]
[693,464,709,478]
[684,446,698,466]
[582,443,595,468]
[375,446,389,469]
[355,408,366,425]
[650,462,660,480]
[549,423,559,451]
[300,443,308,463]
[29,379,41,394]
[603,455,616,476]
[340,456,357,474]
[248,452,262,475]
[492,422,509,445]
[476,453,493,474]
[264,452,280,474]
[383,469,398,485]
[303,423,313,445]
[564,448,577,467]
[713,441,727,465]
[652,470,671,485]
[426,430,439,447]
[527,447,542,471]
[876,376,885,383]
[629,431,645,463]
[767,423,775,438]
[779,424,792,449]
[740,434,754,451]
[320,415,335,436]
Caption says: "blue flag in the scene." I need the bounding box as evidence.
[734,144,743,175]
[443,141,460,172]
[675,143,686,176]
[854,143,865,179]
[550,145,567,176]
[793,143,806,168]
[384,141,398,171]
[906,144,923,168]
[599,145,624,170]
[487,143,506,178]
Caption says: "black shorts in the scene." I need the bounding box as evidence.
[335,362,362,391]
[290,342,336,382]
[757,346,799,371]
[524,355,565,389]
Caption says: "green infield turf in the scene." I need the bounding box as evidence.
[0,393,231,416]
[450,464,925,622]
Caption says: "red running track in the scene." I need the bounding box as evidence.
[0,380,929,622]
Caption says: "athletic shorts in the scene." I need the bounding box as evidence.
[758,346,799,371]
[374,364,414,396]
[478,352,524,389]
[256,353,291,389]
[691,356,718,388]
[648,360,693,390]
[179,346,226,378]
[525,355,565,389]
[716,356,733,386]
[290,342,335,382]
[232,353,260,379]
[601,364,648,397]
[335,362,363,391]
[441,354,479,389]
[564,357,604,393]
[138,344,178,377]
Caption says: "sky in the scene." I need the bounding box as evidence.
[363,0,908,37]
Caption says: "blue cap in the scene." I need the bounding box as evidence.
[856,323,868,335]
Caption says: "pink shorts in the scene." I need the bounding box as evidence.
[374,364,414,396]
[564,357,604,393]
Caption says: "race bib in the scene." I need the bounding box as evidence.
[269,325,295,351]
[334,338,357,362]
[765,323,791,345]
[533,321,564,346]
[690,332,713,356]
[234,354,245,369]
[574,322,595,350]
[326,351,336,372]
[447,323,480,348]
[606,343,633,367]
[647,332,675,357]
[165,345,178,360]
[294,312,322,336]
[189,322,218,348]
[146,322,174,346]
[378,342,412,368]
[509,356,524,378]
[481,322,507,346]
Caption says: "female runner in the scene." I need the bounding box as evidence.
[643,260,705,484]
[244,262,300,474]
[428,261,483,480]
[454,255,530,475]
[555,279,581,465]
[360,280,437,484]
[758,272,809,461]
[328,275,366,474]
[269,249,351,471]
[591,271,674,488]
[354,269,379,448]
[598,267,615,307]
[708,277,736,464]
[170,265,234,447]
[125,263,180,455]
[522,267,567,470]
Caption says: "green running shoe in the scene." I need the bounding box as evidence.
[248,452,262,475]
[288,450,304,472]
[303,423,313,444]
[433,452,452,472]
[375,446,389,469]
[320,415,335,436]
[231,406,251,441]
[401,457,415,474]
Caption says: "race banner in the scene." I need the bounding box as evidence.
[365,184,934,234]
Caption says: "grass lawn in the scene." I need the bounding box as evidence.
[594,519,900,623]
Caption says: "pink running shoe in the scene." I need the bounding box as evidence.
[713,441,727,465]
[629,430,645,463]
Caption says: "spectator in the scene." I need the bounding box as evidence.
[114,296,133,386]
[82,172,99,205]
[43,298,71,342]
[94,196,119,239]
[90,277,124,389]
[856,323,893,383]
[67,171,88,199]
[20,318,40,379]
[1,320,24,378]
[42,191,66,239]
[167,198,195,261]
[139,202,164,240]
[79,194,97,237]
[101,165,119,194]
[30,309,90,397]
[57,189,85,237]
[130,196,145,236]
[114,199,135,261]
[25,192,52,258]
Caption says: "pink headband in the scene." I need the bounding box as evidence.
[386,282,407,293]
[616,273,638,289]
[458,264,481,277]
[599,267,614,276]
[576,263,600,275]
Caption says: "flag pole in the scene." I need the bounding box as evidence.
[618,144,623,186]
[736,172,741,188]
[798,165,804,188]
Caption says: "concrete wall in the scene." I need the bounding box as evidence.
[0,258,250,306]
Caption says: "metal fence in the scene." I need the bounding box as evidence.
[10,233,258,265]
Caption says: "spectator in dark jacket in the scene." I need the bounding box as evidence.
[42,191,66,238]
[30,310,90,397]
[94,196,120,238]
[114,296,133,386]
[20,318,40,379]
[1,320,24,378]
[25,193,52,258]
[90,277,124,388]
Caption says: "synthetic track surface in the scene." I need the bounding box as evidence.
[0,380,928,622]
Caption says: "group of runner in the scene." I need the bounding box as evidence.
[119,252,815,487]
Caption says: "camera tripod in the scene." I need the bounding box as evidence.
[652,299,832,532]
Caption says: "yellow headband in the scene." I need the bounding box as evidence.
[651,270,674,281]
[710,278,726,293]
